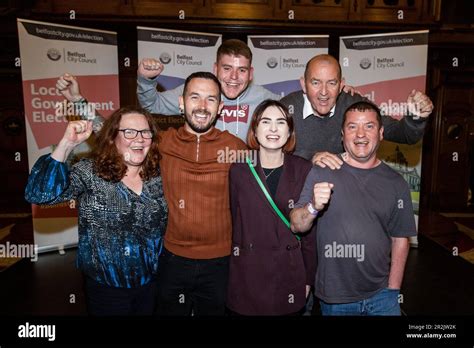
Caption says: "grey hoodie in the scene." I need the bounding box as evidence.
[137,75,280,142]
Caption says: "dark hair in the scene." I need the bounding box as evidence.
[217,39,252,64]
[342,101,383,129]
[304,54,342,81]
[90,106,161,182]
[183,71,222,102]
[247,99,296,153]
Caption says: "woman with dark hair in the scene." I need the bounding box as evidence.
[25,107,167,315]
[226,99,317,316]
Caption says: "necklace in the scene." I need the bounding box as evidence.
[263,167,278,179]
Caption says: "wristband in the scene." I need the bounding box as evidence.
[73,97,94,121]
[73,96,86,104]
[307,202,318,216]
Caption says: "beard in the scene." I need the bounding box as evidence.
[184,107,217,134]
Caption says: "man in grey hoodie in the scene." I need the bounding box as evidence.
[137,39,279,142]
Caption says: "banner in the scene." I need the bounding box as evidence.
[18,19,120,252]
[248,35,329,98]
[339,30,429,240]
[137,27,222,91]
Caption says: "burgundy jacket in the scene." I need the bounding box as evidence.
[227,153,317,315]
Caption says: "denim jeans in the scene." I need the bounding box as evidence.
[155,247,229,316]
[320,288,401,316]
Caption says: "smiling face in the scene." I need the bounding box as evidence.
[255,105,290,152]
[301,57,345,117]
[179,77,224,135]
[342,109,384,168]
[213,54,253,100]
[114,113,152,167]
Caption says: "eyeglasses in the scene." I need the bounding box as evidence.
[118,129,153,139]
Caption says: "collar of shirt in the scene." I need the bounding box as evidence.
[302,93,336,119]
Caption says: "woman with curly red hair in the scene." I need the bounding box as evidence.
[25,107,167,316]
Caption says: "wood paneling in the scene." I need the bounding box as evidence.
[420,45,474,216]
[349,0,426,23]
[30,0,440,24]
[279,0,351,22]
[210,0,276,20]
[130,0,206,17]
[0,108,30,212]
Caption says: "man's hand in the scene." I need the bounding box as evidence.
[407,89,434,119]
[388,237,410,290]
[56,73,83,102]
[138,58,164,79]
[313,182,334,211]
[342,84,360,96]
[312,151,343,170]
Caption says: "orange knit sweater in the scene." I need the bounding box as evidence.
[159,126,247,259]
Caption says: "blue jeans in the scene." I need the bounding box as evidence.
[320,288,401,316]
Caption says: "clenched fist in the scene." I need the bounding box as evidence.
[56,73,83,102]
[52,120,93,163]
[407,89,434,119]
[138,58,164,79]
[313,182,334,211]
[62,120,93,147]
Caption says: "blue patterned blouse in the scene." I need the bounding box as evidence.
[25,154,168,288]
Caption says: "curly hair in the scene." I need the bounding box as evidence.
[90,107,161,182]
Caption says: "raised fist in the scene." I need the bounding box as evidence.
[138,58,164,79]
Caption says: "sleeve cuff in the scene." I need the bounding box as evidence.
[137,74,159,84]
[404,113,428,128]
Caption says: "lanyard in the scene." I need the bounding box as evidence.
[246,157,300,241]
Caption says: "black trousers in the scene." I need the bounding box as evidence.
[155,247,229,316]
[84,276,157,316]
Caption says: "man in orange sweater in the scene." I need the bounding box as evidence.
[156,72,247,315]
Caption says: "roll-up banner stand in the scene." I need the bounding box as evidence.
[18,19,120,252]
[248,35,329,97]
[340,30,429,245]
[137,27,222,91]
